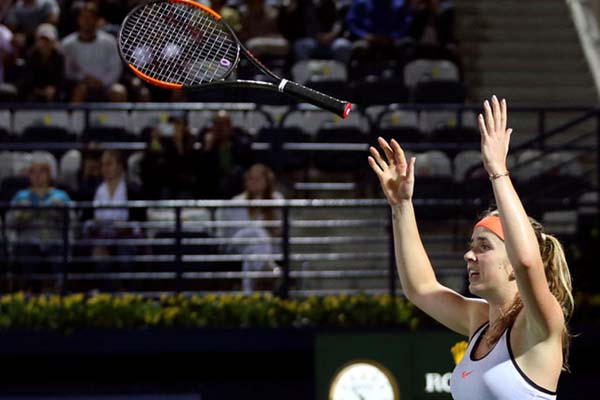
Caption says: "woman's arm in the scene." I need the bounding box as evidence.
[479,96,564,337]
[369,138,487,336]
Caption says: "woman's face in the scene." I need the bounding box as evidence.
[35,36,53,55]
[245,167,268,196]
[29,162,52,189]
[101,153,123,181]
[464,227,512,297]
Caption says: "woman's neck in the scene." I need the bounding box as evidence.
[105,177,122,195]
[32,185,51,198]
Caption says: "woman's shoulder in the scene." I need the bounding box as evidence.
[49,187,72,202]
[231,193,246,201]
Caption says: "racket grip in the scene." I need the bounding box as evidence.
[281,80,352,118]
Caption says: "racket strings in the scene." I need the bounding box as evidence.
[120,2,238,86]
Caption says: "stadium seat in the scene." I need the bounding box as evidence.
[59,149,82,192]
[20,126,74,142]
[0,109,11,132]
[412,80,466,104]
[403,59,460,88]
[291,59,348,85]
[13,110,70,135]
[312,126,368,172]
[307,80,353,103]
[127,151,145,187]
[376,126,423,145]
[418,110,477,134]
[82,126,133,142]
[453,150,482,182]
[351,78,409,106]
[254,126,311,172]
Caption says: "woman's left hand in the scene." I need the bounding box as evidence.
[478,95,513,176]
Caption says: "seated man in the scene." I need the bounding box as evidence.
[7,151,71,292]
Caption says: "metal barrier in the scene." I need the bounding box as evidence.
[2,196,594,298]
[0,199,480,297]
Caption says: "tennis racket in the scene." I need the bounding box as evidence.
[118,0,352,118]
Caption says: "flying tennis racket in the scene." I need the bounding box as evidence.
[118,0,352,118]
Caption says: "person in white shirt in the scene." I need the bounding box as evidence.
[0,23,14,83]
[218,164,284,294]
[60,2,122,102]
[368,96,573,399]
[4,0,60,36]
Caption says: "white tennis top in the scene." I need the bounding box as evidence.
[451,323,557,400]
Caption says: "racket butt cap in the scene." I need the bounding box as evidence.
[343,103,353,118]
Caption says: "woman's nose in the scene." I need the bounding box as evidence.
[464,249,476,262]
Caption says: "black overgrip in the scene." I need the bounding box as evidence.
[281,80,352,118]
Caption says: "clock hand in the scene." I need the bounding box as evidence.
[352,387,366,400]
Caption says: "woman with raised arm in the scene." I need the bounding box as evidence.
[368,95,573,399]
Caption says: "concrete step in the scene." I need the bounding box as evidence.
[456,0,566,6]
[464,71,594,87]
[465,57,590,73]
[470,86,597,106]
[457,3,567,18]
[457,28,578,43]
[460,42,583,58]
[456,15,574,30]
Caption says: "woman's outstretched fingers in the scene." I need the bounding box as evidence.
[478,113,488,137]
[500,98,508,132]
[369,146,387,172]
[390,139,407,169]
[492,95,502,131]
[368,155,383,176]
[377,137,395,165]
[484,100,495,133]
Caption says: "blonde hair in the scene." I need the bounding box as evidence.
[30,151,57,181]
[482,210,574,370]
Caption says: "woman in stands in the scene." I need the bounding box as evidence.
[368,96,573,399]
[8,151,71,291]
[218,163,284,294]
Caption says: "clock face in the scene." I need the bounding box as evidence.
[329,360,399,400]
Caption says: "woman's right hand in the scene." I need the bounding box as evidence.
[368,137,416,205]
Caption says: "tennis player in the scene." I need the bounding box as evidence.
[368,95,573,399]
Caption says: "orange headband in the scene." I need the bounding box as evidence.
[474,216,505,241]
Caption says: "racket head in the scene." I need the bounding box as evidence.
[118,0,240,90]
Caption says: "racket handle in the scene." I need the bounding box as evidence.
[280,80,352,118]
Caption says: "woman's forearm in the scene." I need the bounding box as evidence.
[391,201,439,299]
[491,175,542,268]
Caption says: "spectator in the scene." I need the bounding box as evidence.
[61,2,122,102]
[107,82,128,102]
[0,23,19,101]
[4,0,60,37]
[346,0,414,61]
[7,151,71,292]
[21,23,64,102]
[217,163,284,294]
[140,114,200,199]
[280,0,352,64]
[197,110,254,199]
[0,24,14,83]
[59,0,127,38]
[82,150,145,290]
[211,0,242,33]
[75,148,102,201]
[408,0,458,61]
[238,0,289,58]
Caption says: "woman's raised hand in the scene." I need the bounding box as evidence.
[368,137,416,205]
[478,95,513,176]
